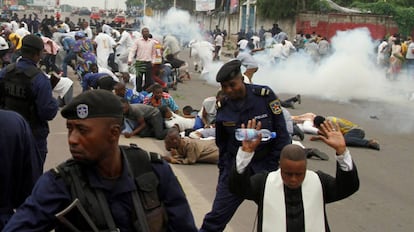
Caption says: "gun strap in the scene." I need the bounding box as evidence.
[130,188,151,232]
[122,146,151,232]
[95,189,119,232]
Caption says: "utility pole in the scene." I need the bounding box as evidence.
[143,0,146,16]
[245,0,250,31]
[104,0,108,10]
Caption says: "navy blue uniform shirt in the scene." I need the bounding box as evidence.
[3,149,198,232]
[0,58,58,157]
[215,83,291,172]
[0,110,42,229]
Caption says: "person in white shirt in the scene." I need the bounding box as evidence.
[115,27,133,72]
[377,39,388,67]
[214,33,223,60]
[163,34,181,57]
[94,27,117,70]
[237,38,249,50]
[0,35,10,67]
[235,49,259,83]
[160,106,196,132]
[405,38,414,79]
[50,74,73,107]
[251,35,260,49]
[81,21,93,40]
[188,39,214,73]
[281,39,296,59]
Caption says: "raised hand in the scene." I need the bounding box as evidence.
[312,120,346,155]
[240,119,262,153]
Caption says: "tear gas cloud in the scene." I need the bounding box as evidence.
[137,10,414,132]
[141,8,204,44]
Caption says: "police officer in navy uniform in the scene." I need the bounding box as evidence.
[200,60,291,231]
[0,110,43,230]
[0,34,58,166]
[3,90,198,232]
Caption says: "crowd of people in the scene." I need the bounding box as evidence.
[0,9,386,231]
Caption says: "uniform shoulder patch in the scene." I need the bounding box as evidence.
[252,86,270,96]
[269,99,282,114]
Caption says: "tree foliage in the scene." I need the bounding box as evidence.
[125,0,194,11]
[352,1,414,36]
[125,0,142,8]
[256,0,414,35]
[257,0,302,19]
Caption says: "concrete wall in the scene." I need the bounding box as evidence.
[192,11,402,43]
[192,12,297,43]
[296,12,399,40]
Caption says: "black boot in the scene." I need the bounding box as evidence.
[293,124,304,141]
[305,148,329,161]
[296,94,301,104]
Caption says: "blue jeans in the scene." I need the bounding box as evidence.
[160,65,173,86]
[344,128,369,147]
[122,118,137,134]
[62,51,76,77]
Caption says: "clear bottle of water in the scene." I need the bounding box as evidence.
[235,128,277,141]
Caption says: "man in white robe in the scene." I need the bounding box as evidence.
[94,28,117,70]
[115,27,133,72]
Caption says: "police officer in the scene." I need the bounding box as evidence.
[200,60,291,231]
[3,90,198,232]
[0,34,58,166]
[0,110,42,230]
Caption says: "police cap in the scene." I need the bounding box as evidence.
[21,34,44,51]
[61,90,123,120]
[216,59,242,83]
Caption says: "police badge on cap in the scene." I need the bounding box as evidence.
[76,104,89,119]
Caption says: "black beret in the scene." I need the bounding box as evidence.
[216,59,242,82]
[21,34,44,51]
[61,90,123,120]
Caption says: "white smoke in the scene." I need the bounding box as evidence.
[141,8,204,43]
[137,10,414,132]
[252,28,412,102]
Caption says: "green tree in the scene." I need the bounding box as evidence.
[147,0,172,10]
[257,0,299,19]
[257,0,321,19]
[125,0,142,8]
[352,1,414,36]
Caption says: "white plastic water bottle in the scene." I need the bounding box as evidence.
[235,128,277,141]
